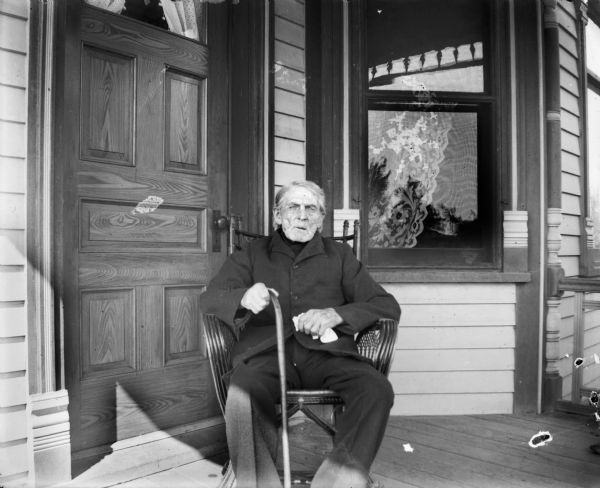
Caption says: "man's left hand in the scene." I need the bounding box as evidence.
[296,308,343,338]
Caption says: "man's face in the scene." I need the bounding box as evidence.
[274,187,324,243]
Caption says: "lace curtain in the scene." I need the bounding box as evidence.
[368,110,478,249]
[83,0,216,41]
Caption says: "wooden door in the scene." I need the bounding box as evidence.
[55,1,229,453]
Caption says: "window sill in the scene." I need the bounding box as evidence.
[369,269,532,283]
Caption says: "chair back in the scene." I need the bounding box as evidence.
[229,215,360,257]
[229,215,264,254]
[331,219,360,257]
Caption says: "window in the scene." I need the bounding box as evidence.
[83,0,207,42]
[582,7,600,274]
[353,0,504,268]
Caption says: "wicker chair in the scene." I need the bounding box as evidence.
[203,315,398,488]
[203,217,398,487]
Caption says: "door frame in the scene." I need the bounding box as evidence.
[229,0,269,234]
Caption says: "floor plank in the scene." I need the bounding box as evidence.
[386,418,597,487]
[55,413,600,488]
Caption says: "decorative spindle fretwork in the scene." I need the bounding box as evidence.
[369,42,484,89]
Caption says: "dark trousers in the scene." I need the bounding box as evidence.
[225,337,394,488]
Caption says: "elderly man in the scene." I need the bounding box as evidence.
[199,180,400,488]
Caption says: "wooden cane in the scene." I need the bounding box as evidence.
[268,289,291,488]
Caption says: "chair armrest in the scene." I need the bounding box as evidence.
[203,314,237,416]
[356,318,399,377]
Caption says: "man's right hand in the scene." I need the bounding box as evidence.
[240,282,271,314]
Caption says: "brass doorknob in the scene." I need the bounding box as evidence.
[214,215,230,230]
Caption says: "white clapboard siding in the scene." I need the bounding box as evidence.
[560,68,580,97]
[562,130,582,157]
[274,0,305,26]
[275,40,304,72]
[0,441,28,479]
[557,1,578,37]
[392,394,513,416]
[274,135,305,164]
[0,157,26,193]
[274,113,305,140]
[384,283,516,415]
[398,303,515,327]
[562,171,581,196]
[397,326,515,349]
[0,231,25,266]
[560,87,580,115]
[559,45,579,78]
[274,64,305,95]
[562,257,581,277]
[0,342,26,374]
[0,269,26,302]
[392,349,515,372]
[0,15,27,53]
[560,214,581,236]
[558,0,582,289]
[274,16,304,49]
[274,88,305,118]
[560,306,575,338]
[273,0,306,191]
[559,28,578,58]
[559,290,576,316]
[0,0,28,17]
[556,0,597,404]
[561,108,580,135]
[0,121,26,158]
[0,50,27,86]
[0,4,30,486]
[583,326,600,353]
[560,235,581,257]
[390,371,514,394]
[0,85,27,123]
[562,193,581,216]
[0,372,27,408]
[562,151,581,175]
[583,374,600,391]
[390,283,516,304]
[275,162,305,187]
[0,305,26,338]
[0,406,27,443]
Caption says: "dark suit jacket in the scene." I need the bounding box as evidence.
[198,230,400,366]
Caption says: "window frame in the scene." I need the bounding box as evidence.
[366,100,498,268]
[349,0,508,270]
[580,3,600,276]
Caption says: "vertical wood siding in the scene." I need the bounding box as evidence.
[384,283,516,415]
[273,0,306,193]
[0,1,30,485]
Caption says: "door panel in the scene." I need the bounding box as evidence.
[80,45,135,165]
[58,2,228,453]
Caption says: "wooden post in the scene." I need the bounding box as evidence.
[542,0,565,411]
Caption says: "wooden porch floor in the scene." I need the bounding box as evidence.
[59,412,600,488]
